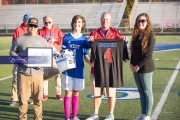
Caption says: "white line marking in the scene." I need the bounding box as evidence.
[0,50,9,52]
[0,75,12,81]
[155,49,180,52]
[151,61,180,120]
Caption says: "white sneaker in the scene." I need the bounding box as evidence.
[104,113,114,120]
[86,114,99,120]
[9,101,17,106]
[142,116,151,120]
[71,116,80,120]
[134,115,144,120]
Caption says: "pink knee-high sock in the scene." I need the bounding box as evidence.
[64,96,71,119]
[72,95,79,118]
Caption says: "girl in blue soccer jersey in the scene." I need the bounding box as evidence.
[62,15,91,120]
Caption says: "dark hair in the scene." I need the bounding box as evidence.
[71,15,86,33]
[131,13,154,54]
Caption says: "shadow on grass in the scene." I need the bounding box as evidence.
[43,110,129,120]
[0,103,63,120]
[0,99,12,106]
[0,98,129,120]
[43,110,64,119]
[46,96,59,100]
[79,116,129,120]
[0,92,11,97]
[0,105,18,120]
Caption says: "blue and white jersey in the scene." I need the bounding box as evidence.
[62,33,91,79]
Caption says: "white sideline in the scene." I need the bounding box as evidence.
[155,49,180,53]
[151,61,180,120]
[0,75,12,81]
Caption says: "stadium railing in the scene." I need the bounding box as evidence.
[0,2,125,33]
[129,0,180,33]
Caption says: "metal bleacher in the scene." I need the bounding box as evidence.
[130,0,180,29]
[0,1,126,33]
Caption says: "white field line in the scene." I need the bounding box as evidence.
[155,48,180,52]
[151,61,180,120]
[0,75,12,81]
[0,49,9,52]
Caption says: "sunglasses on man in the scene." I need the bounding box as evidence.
[45,21,51,25]
[138,19,146,24]
[28,24,38,28]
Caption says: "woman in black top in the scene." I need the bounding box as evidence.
[130,13,155,120]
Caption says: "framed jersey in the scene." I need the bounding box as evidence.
[90,39,129,88]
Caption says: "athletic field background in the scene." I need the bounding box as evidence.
[0,36,180,120]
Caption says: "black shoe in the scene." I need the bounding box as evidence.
[28,100,33,104]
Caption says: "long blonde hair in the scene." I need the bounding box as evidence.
[131,13,154,54]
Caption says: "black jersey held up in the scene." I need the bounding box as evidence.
[90,39,129,88]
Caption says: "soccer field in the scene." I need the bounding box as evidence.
[0,36,180,120]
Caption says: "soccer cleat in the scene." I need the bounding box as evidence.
[104,113,114,120]
[134,115,144,120]
[71,116,80,120]
[86,114,99,120]
[56,94,63,100]
[28,99,33,104]
[65,118,70,120]
[42,95,48,101]
[9,101,17,106]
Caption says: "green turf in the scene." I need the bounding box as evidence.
[127,36,180,44]
[0,40,11,51]
[158,71,180,119]
[155,36,180,43]
[0,36,180,120]
[0,38,13,78]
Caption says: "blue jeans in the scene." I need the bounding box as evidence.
[133,72,153,116]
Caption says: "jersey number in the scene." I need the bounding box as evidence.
[104,48,113,63]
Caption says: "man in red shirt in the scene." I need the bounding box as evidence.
[12,14,33,43]
[86,12,127,120]
[10,13,33,106]
[39,16,64,100]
